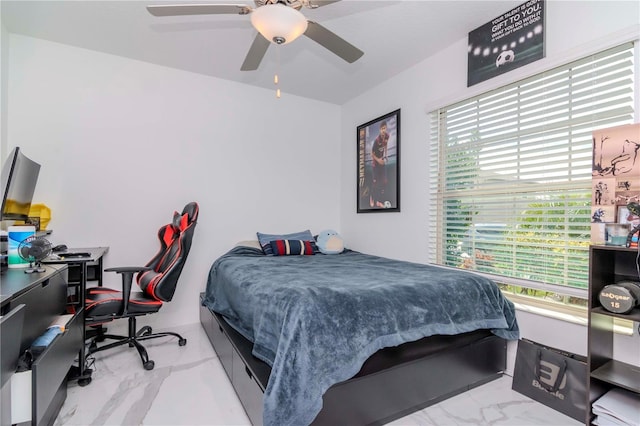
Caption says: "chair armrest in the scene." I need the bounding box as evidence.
[104,266,153,315]
[105,266,152,274]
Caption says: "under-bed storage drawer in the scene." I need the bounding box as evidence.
[200,296,268,426]
[314,334,506,425]
[199,300,215,341]
[199,299,233,379]
[213,312,271,426]
[210,317,234,379]
[232,353,264,426]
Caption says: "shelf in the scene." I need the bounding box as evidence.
[591,360,640,394]
[591,306,640,322]
[590,244,639,253]
[588,244,640,424]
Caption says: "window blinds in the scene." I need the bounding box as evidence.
[428,43,635,296]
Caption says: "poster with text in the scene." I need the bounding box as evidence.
[468,0,545,87]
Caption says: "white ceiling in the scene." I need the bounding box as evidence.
[1,0,523,104]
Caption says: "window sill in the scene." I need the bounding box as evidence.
[506,293,634,336]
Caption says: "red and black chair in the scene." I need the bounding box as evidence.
[85,202,199,370]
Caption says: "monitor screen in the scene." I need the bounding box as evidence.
[1,147,41,221]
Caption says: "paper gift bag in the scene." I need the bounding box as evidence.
[512,338,588,422]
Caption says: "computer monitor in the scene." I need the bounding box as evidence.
[0,147,41,222]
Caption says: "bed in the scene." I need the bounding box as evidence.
[201,244,519,426]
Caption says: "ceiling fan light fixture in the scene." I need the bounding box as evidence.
[250,4,308,45]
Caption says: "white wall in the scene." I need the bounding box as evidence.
[1,13,8,160]
[340,1,640,360]
[6,34,341,328]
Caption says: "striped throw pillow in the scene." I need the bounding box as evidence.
[269,240,315,256]
[257,230,318,255]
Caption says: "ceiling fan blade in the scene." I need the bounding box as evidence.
[241,33,270,71]
[304,21,363,63]
[307,0,341,8]
[146,4,251,17]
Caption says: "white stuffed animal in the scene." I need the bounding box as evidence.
[316,229,344,254]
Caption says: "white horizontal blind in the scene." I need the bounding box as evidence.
[428,43,635,294]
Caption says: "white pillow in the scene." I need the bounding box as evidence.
[234,240,262,250]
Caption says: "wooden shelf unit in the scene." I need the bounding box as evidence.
[587,245,640,425]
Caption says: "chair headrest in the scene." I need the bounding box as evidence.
[173,202,199,232]
[182,202,199,223]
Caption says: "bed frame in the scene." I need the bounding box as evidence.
[199,294,506,426]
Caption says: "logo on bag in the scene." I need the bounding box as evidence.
[532,359,566,399]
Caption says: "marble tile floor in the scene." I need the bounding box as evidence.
[55,322,582,426]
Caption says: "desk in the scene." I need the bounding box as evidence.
[43,247,108,385]
[0,265,82,425]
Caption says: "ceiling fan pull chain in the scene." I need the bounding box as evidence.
[275,44,281,98]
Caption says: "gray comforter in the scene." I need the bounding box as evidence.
[203,246,519,426]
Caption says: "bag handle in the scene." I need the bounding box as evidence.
[535,348,567,392]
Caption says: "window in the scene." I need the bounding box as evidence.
[428,43,635,306]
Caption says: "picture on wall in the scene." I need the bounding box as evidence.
[614,176,639,205]
[357,109,400,213]
[591,123,640,245]
[467,0,545,86]
[592,123,640,179]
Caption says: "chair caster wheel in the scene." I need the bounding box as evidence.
[143,360,155,370]
[178,338,187,346]
[136,326,152,338]
[78,377,92,387]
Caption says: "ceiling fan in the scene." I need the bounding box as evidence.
[146,0,364,71]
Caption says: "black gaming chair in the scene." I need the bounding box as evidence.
[84,202,199,370]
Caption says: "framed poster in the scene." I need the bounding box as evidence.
[357,109,400,213]
[467,0,545,86]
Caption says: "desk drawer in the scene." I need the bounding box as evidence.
[31,309,83,426]
[9,273,67,355]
